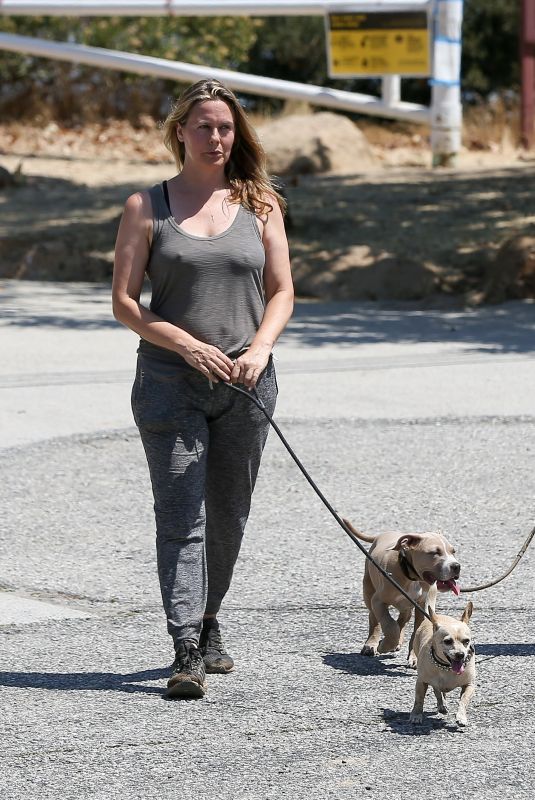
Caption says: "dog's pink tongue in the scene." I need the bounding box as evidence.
[437,579,460,596]
[451,661,465,674]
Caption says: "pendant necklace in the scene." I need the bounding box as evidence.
[209,193,229,224]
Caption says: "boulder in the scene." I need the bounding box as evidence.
[486,233,535,300]
[257,112,378,176]
[467,233,535,304]
[0,164,16,187]
[0,238,113,281]
[293,247,439,300]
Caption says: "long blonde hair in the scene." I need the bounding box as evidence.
[162,79,285,216]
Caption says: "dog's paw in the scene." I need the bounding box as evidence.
[437,703,448,715]
[406,654,418,669]
[455,712,469,727]
[410,711,423,725]
[360,644,378,657]
[378,638,398,654]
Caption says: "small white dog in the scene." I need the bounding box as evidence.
[410,601,476,727]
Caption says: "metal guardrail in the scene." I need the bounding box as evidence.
[0,1,431,16]
[0,0,463,166]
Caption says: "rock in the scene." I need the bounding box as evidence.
[257,112,378,176]
[0,164,16,187]
[0,239,113,281]
[373,256,439,300]
[293,247,438,300]
[0,161,25,187]
[468,233,535,304]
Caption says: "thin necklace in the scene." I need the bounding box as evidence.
[210,194,230,223]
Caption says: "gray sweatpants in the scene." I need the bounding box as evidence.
[131,354,277,648]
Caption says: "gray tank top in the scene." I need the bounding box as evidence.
[138,183,266,365]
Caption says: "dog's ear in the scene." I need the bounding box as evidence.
[460,601,473,624]
[429,608,440,630]
[391,534,425,551]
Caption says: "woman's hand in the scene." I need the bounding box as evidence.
[231,345,271,389]
[181,340,234,382]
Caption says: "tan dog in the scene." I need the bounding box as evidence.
[343,519,460,666]
[410,602,476,726]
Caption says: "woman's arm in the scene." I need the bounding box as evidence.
[112,191,234,382]
[232,199,294,388]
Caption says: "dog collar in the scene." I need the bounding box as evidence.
[429,645,474,671]
[399,550,421,581]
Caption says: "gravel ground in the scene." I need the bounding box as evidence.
[1,283,534,799]
[1,417,534,799]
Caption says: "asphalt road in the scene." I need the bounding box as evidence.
[1,281,534,799]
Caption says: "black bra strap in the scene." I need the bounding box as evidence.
[162,180,171,214]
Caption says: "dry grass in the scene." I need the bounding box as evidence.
[0,99,527,164]
[463,98,520,152]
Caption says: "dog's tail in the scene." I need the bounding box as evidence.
[342,518,376,543]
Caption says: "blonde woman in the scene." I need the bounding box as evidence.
[112,79,294,699]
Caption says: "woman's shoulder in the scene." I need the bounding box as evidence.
[124,187,149,209]
[123,185,164,218]
[255,191,285,224]
[126,184,163,204]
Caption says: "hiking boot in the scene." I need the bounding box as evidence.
[199,617,234,674]
[167,641,206,699]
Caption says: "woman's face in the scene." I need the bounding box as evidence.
[176,99,236,169]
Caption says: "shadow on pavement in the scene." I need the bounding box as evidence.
[0,282,119,329]
[323,651,410,678]
[475,643,535,657]
[0,666,168,695]
[283,301,535,355]
[324,644,535,678]
[2,278,534,356]
[381,708,466,736]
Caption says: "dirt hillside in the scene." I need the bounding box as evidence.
[1,114,534,303]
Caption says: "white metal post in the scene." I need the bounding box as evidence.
[381,76,401,106]
[430,0,463,166]
[0,1,431,15]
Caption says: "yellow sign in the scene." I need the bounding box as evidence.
[327,11,430,77]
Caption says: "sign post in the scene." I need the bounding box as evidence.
[326,1,463,166]
[326,10,430,77]
[429,0,463,166]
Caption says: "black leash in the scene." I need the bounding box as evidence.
[460,524,535,592]
[229,383,534,602]
[228,383,433,622]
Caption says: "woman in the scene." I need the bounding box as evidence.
[112,79,294,699]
